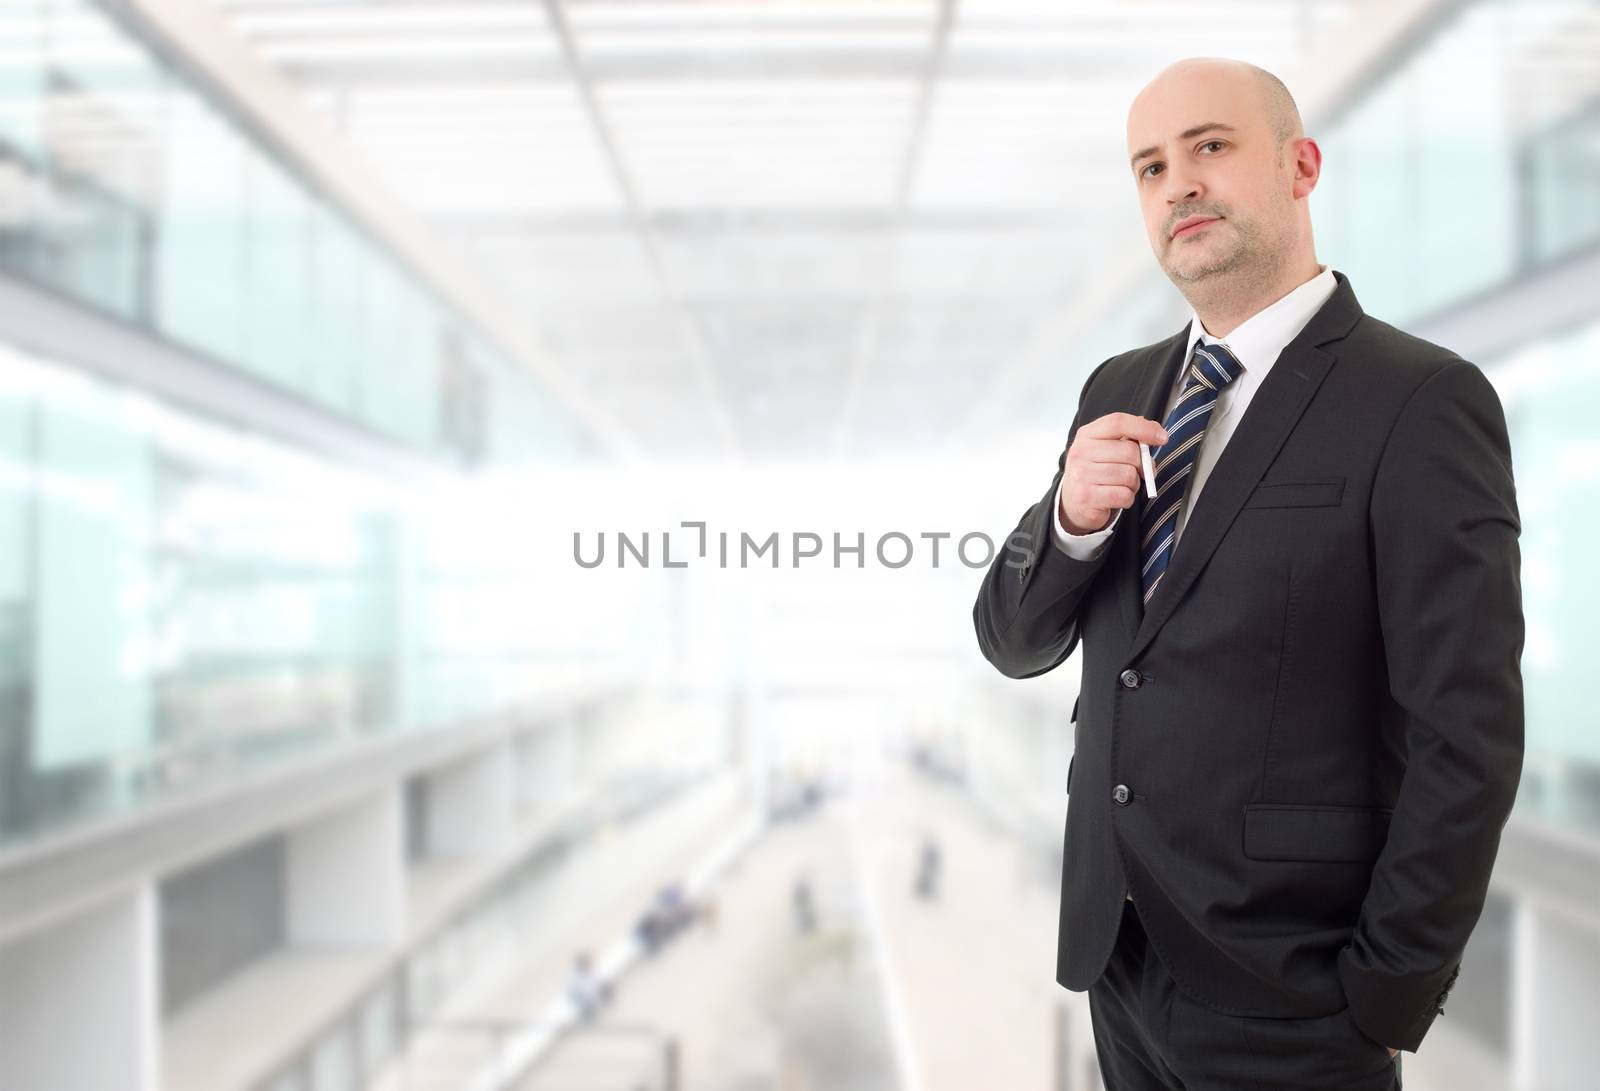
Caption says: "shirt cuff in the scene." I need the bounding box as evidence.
[1051,477,1119,559]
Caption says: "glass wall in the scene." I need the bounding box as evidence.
[1489,312,1600,833]
[0,341,621,849]
[1310,0,1597,321]
[0,0,592,467]
[0,0,623,849]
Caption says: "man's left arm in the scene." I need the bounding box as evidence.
[1342,359,1525,1054]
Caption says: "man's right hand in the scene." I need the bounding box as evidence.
[1058,412,1169,534]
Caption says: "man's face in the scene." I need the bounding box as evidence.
[1126,69,1295,285]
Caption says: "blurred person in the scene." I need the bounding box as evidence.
[792,873,817,934]
[636,881,696,953]
[913,834,942,902]
[973,57,1522,1090]
[566,950,611,1022]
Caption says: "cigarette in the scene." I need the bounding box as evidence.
[1139,442,1158,499]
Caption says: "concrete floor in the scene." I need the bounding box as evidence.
[508,755,1077,1091]
[382,755,1501,1091]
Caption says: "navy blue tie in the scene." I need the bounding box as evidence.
[1140,342,1242,607]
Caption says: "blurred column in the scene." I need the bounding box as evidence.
[285,786,405,947]
[512,715,577,815]
[729,684,754,805]
[554,708,581,799]
[0,884,158,1091]
[1512,901,1600,1091]
[423,741,514,857]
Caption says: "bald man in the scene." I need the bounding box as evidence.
[972,58,1522,1090]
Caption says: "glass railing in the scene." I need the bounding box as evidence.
[0,0,592,466]
[1311,0,1600,321]
[0,339,617,850]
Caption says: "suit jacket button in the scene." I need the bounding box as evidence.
[1113,784,1131,805]
[1119,668,1142,689]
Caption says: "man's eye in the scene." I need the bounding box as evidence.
[1141,162,1164,179]
[1200,140,1226,153]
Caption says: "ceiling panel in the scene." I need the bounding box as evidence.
[210,0,1356,461]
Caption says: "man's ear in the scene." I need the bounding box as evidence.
[1292,137,1322,199]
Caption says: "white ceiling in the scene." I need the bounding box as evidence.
[209,0,1358,462]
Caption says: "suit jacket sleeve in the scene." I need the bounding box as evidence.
[972,357,1117,679]
[1339,359,1525,1052]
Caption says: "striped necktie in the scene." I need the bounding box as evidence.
[1140,341,1242,607]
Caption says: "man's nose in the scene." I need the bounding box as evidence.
[1163,164,1202,205]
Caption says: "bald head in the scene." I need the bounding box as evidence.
[1124,56,1322,313]
[1250,64,1303,146]
[1131,58,1303,159]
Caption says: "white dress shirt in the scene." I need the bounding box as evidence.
[1052,264,1338,560]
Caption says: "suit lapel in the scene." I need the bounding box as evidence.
[1117,271,1364,664]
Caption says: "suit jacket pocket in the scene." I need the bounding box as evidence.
[1242,477,1345,509]
[1242,802,1393,862]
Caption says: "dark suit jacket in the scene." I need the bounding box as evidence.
[972,270,1523,1052]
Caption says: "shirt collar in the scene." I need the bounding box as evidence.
[1182,264,1337,377]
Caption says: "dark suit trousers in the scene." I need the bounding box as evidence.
[1088,899,1404,1090]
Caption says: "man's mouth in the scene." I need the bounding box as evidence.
[1171,215,1220,239]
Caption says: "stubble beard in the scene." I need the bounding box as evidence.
[1161,203,1294,318]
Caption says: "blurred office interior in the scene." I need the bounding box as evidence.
[0,0,1597,1088]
